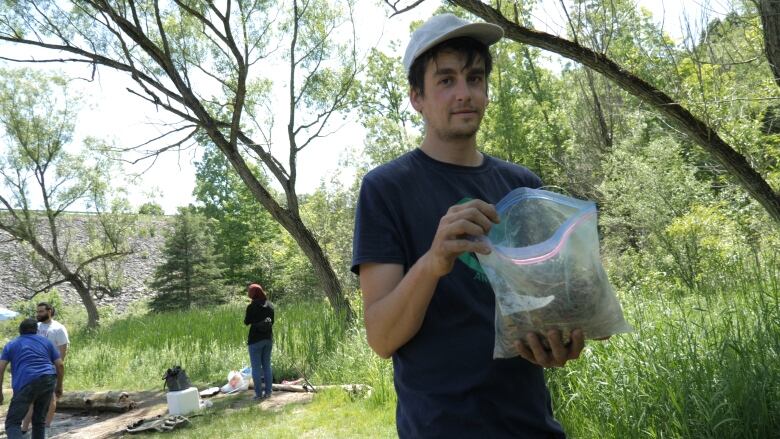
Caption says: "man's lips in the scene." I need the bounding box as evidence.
[451,109,478,115]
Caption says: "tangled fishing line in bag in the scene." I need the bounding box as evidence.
[476,188,632,359]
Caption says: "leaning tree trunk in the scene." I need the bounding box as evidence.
[24,237,102,329]
[70,277,101,329]
[222,149,355,323]
[271,211,353,323]
[284,216,354,322]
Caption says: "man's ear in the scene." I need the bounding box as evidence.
[409,87,423,114]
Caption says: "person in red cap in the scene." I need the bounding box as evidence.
[243,283,274,400]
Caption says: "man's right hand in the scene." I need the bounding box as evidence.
[360,199,499,358]
[422,199,499,277]
[55,386,63,398]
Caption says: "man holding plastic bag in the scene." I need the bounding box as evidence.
[352,13,618,439]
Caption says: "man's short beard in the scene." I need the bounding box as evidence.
[438,126,479,141]
[36,314,48,322]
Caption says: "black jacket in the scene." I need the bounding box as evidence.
[244,299,274,345]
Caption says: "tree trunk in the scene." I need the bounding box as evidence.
[285,216,353,322]
[267,383,373,394]
[757,0,780,89]
[57,391,136,413]
[222,149,354,322]
[449,0,780,224]
[584,69,612,151]
[22,236,102,329]
[70,277,101,329]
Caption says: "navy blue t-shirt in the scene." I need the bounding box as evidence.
[352,148,565,438]
[0,334,59,393]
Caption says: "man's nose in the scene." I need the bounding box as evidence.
[453,77,471,101]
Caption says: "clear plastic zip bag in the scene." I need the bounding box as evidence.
[476,188,632,359]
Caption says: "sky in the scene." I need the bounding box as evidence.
[1,0,723,214]
[63,1,443,213]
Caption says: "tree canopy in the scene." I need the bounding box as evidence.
[0,67,133,328]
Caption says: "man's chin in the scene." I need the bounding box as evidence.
[442,129,479,140]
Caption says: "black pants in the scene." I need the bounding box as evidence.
[5,374,56,439]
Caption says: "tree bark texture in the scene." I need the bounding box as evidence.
[449,0,780,224]
[757,0,780,89]
[57,391,137,413]
[70,277,101,329]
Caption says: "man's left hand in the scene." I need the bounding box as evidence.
[0,392,4,405]
[515,329,585,368]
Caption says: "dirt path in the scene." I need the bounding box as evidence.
[0,390,314,439]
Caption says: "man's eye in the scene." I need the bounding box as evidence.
[440,78,452,85]
[469,76,483,84]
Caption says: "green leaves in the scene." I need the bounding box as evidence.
[355,47,420,166]
[193,145,278,288]
[0,67,135,327]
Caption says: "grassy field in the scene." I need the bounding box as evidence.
[60,301,391,396]
[1,254,777,437]
[549,252,780,438]
[142,388,396,439]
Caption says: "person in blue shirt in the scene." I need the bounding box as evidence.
[0,318,64,439]
[352,14,590,438]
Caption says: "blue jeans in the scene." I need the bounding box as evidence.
[5,374,56,439]
[248,339,273,398]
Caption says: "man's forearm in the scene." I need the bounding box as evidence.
[364,253,442,358]
[55,364,64,391]
[0,362,7,390]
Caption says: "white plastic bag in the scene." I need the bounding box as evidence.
[221,370,249,394]
[477,188,632,358]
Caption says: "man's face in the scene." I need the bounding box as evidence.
[410,50,489,142]
[36,306,51,322]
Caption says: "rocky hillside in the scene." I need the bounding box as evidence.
[0,215,171,314]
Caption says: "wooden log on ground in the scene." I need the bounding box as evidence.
[56,391,137,413]
[268,384,312,392]
[269,383,372,396]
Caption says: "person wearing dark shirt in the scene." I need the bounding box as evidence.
[352,14,588,438]
[244,283,274,400]
[0,318,64,439]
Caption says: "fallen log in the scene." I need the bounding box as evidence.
[269,383,373,396]
[57,391,137,413]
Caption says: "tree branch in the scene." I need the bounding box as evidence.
[448,0,780,223]
[383,0,427,17]
[24,278,71,300]
[75,250,132,276]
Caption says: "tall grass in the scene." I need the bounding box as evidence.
[63,300,385,393]
[548,252,780,438]
[7,252,777,437]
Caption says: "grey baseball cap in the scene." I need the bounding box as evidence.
[402,13,504,75]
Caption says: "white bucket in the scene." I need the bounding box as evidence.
[166,387,200,415]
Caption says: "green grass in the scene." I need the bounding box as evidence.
[143,389,396,438]
[63,300,368,392]
[1,299,398,437]
[1,253,777,437]
[548,254,780,438]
